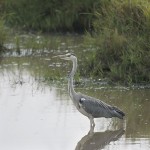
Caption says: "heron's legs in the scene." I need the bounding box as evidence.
[89,117,95,128]
[88,117,95,134]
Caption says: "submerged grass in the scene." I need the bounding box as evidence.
[7,33,83,56]
[82,0,150,85]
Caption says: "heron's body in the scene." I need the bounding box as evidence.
[71,92,124,119]
[56,53,125,128]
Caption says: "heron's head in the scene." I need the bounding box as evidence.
[54,53,76,61]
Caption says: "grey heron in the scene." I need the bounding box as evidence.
[55,53,125,128]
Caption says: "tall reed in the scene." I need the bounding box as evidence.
[4,0,100,32]
[0,18,8,53]
[83,0,150,84]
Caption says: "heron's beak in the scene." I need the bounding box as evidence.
[53,54,69,60]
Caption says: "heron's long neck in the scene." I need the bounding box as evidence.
[68,58,77,98]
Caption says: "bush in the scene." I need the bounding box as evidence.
[83,0,150,84]
[0,18,8,53]
[4,0,100,32]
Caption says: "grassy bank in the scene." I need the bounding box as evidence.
[3,0,100,32]
[0,18,8,54]
[0,1,8,54]
[82,0,150,84]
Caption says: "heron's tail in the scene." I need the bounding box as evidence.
[112,106,125,119]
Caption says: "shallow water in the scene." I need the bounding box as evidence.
[0,57,150,150]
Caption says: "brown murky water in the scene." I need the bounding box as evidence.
[0,56,150,150]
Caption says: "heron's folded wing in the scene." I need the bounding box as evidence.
[79,95,113,118]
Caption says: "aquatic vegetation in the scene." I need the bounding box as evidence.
[5,33,82,57]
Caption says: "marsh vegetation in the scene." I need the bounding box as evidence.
[0,0,150,85]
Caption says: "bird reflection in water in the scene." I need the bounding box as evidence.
[75,127,125,150]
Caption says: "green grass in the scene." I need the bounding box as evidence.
[82,0,150,84]
[0,18,8,53]
[3,0,100,32]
